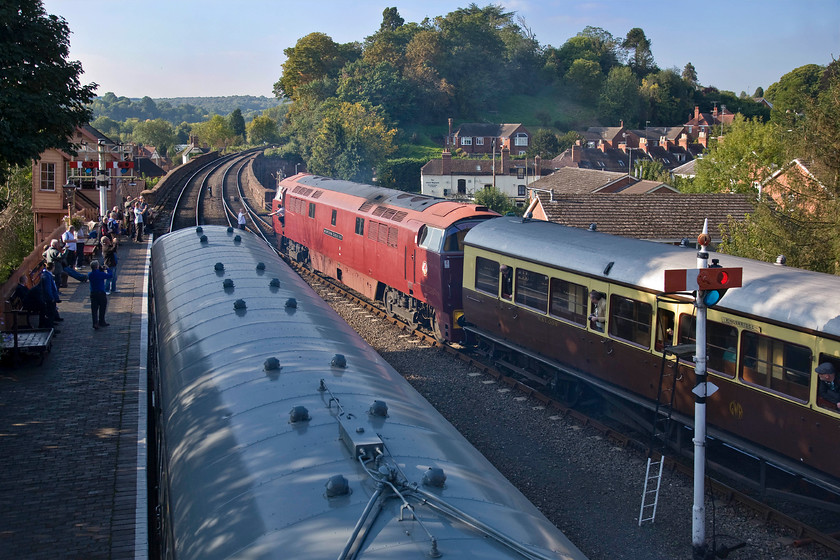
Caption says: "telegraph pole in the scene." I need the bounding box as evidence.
[97,140,108,220]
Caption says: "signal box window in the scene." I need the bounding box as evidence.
[40,163,55,191]
[655,309,675,352]
[355,217,364,236]
[678,315,738,377]
[514,268,548,312]
[740,331,811,401]
[331,209,337,226]
[548,278,587,326]
[475,257,499,295]
[609,295,652,347]
[308,202,315,218]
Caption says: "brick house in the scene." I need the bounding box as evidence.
[31,124,135,247]
[445,120,531,156]
[529,167,678,195]
[684,104,735,141]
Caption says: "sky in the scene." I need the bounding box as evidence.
[42,0,840,100]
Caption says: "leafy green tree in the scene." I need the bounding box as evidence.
[634,159,667,181]
[565,59,603,100]
[640,69,695,126]
[0,166,34,283]
[92,116,121,139]
[132,118,176,154]
[766,63,824,126]
[307,100,397,182]
[545,27,620,78]
[192,114,236,150]
[474,187,517,215]
[527,129,561,158]
[622,28,657,77]
[229,108,246,139]
[599,66,640,125]
[174,122,191,144]
[336,59,417,124]
[0,0,96,184]
[273,32,361,99]
[375,157,425,191]
[247,115,279,145]
[682,62,698,88]
[753,86,764,98]
[379,7,404,32]
[403,29,453,120]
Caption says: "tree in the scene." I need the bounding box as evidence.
[753,86,764,98]
[766,64,824,127]
[527,129,561,158]
[132,118,176,154]
[622,28,657,77]
[273,32,361,99]
[229,108,246,139]
[565,59,603,100]
[474,187,518,215]
[192,115,236,150]
[379,7,404,32]
[599,66,640,125]
[682,62,698,88]
[0,166,34,283]
[246,115,279,145]
[0,1,96,184]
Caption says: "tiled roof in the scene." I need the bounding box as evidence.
[421,157,545,177]
[453,123,524,138]
[535,192,754,242]
[671,159,697,176]
[530,167,628,193]
[605,180,678,194]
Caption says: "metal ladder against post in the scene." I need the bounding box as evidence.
[639,343,694,525]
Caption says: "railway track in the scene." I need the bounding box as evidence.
[166,164,840,558]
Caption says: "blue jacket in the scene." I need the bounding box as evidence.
[88,268,113,293]
[40,269,59,302]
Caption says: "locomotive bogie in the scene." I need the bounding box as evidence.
[462,218,840,490]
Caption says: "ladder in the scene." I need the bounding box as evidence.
[638,343,694,525]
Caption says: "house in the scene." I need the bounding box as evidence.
[31,124,135,247]
[445,120,531,156]
[684,105,735,140]
[529,192,754,245]
[137,144,172,172]
[759,159,827,214]
[529,166,678,195]
[175,135,210,164]
[421,148,546,204]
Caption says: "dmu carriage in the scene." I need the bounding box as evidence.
[271,174,498,341]
[461,217,840,493]
[149,226,587,560]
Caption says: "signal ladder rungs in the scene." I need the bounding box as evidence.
[638,456,665,525]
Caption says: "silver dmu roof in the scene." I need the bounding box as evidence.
[464,217,840,338]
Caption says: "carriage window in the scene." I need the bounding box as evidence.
[308,202,315,218]
[740,332,811,401]
[331,209,337,226]
[501,265,512,300]
[475,257,499,295]
[817,354,840,410]
[549,278,587,325]
[609,295,653,347]
[355,217,364,235]
[655,309,675,352]
[514,268,548,312]
[678,315,738,377]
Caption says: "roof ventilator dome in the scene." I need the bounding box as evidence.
[285,298,297,308]
[214,262,225,271]
[199,235,208,243]
[289,405,310,423]
[331,354,346,368]
[264,357,280,371]
[233,299,246,310]
[256,262,266,271]
[223,279,234,290]
[226,226,234,234]
[588,223,597,231]
[369,400,388,417]
[233,235,242,243]
[423,467,446,488]
[775,255,786,266]
[324,474,350,498]
[195,226,203,234]
[269,278,280,288]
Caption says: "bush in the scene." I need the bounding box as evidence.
[375,158,426,192]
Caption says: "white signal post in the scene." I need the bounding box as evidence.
[97,140,108,220]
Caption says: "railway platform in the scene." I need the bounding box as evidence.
[0,238,151,559]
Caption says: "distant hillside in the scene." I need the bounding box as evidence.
[90,93,285,124]
[151,96,283,115]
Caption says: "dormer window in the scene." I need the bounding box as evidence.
[514,133,528,147]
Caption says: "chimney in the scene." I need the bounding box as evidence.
[441,150,451,174]
[712,106,718,119]
[639,137,649,154]
[501,147,510,172]
[535,155,541,177]
[571,144,581,162]
[698,130,707,148]
[679,133,688,149]
[694,106,700,120]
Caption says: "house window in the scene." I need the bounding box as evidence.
[457,179,466,194]
[40,163,55,191]
[355,217,364,235]
[662,158,670,164]
[514,133,528,147]
[461,137,473,146]
[517,185,526,196]
[331,209,337,226]
[517,168,525,179]
[308,202,315,218]
[475,137,484,146]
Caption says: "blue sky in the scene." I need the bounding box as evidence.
[42,0,839,99]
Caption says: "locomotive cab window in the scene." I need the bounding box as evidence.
[474,257,500,296]
[331,209,337,226]
[609,295,652,347]
[740,331,811,401]
[514,268,548,312]
[442,220,486,253]
[678,316,738,378]
[549,278,587,326]
[355,217,364,236]
[418,226,444,253]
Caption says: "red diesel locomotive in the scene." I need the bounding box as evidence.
[271,174,498,340]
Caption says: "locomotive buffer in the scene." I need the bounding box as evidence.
[646,221,742,560]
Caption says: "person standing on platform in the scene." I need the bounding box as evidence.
[101,232,119,294]
[133,202,145,242]
[238,208,247,230]
[40,261,62,330]
[87,260,113,329]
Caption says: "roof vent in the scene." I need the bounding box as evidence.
[423,467,446,488]
[775,255,786,266]
[588,223,597,231]
[196,226,203,234]
[369,400,388,417]
[223,279,234,290]
[264,357,280,371]
[199,235,208,243]
[679,238,691,248]
[227,226,234,234]
[233,299,246,310]
[269,278,280,288]
[289,405,310,423]
[256,262,266,271]
[331,354,346,368]
[234,235,242,243]
[324,475,350,498]
[285,298,297,308]
[214,262,225,271]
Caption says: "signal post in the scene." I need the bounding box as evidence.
[663,222,742,560]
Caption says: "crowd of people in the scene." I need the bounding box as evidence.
[10,195,153,333]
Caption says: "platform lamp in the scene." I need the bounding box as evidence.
[62,180,78,223]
